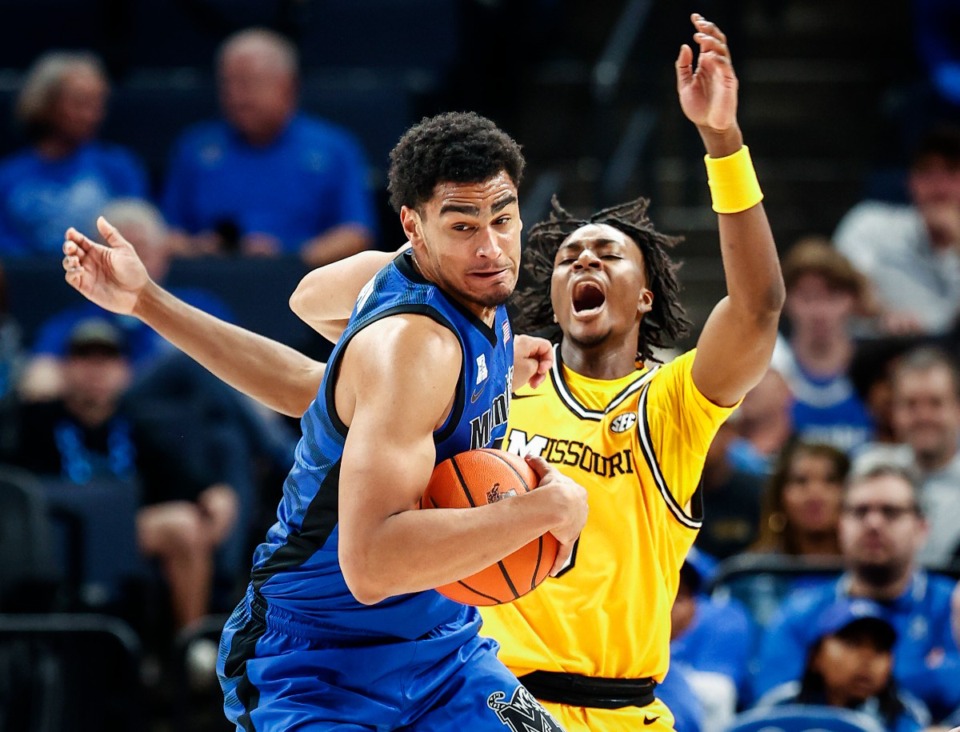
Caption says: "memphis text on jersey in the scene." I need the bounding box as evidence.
[468,366,513,449]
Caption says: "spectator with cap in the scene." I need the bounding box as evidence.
[754,597,930,732]
[161,27,376,266]
[0,51,148,256]
[752,463,960,721]
[2,316,243,631]
[670,547,754,732]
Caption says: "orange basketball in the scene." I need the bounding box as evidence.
[420,448,559,606]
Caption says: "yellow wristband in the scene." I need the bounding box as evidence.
[704,145,764,214]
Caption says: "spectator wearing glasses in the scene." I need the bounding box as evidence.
[751,464,960,722]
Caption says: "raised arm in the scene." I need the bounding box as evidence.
[335,315,587,604]
[679,14,785,407]
[289,248,399,341]
[290,246,555,389]
[63,217,324,417]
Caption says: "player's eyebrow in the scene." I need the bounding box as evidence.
[491,194,518,214]
[438,194,517,217]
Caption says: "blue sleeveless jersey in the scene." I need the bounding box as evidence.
[248,250,514,640]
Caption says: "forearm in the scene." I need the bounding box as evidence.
[134,282,324,416]
[702,126,785,320]
[342,491,560,605]
[290,249,397,340]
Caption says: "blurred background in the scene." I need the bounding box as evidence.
[0,0,958,730]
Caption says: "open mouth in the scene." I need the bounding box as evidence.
[572,281,606,313]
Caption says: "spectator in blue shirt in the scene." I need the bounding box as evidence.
[19,198,233,401]
[754,598,930,732]
[752,463,960,722]
[0,51,148,257]
[162,28,376,267]
[671,547,754,732]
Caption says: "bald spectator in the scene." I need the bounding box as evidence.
[162,28,376,266]
[19,198,232,400]
[0,51,148,256]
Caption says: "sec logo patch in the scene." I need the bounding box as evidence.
[610,412,638,433]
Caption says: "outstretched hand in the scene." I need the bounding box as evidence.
[675,13,738,133]
[63,217,151,315]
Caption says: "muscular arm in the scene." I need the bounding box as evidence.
[289,248,398,341]
[63,218,324,417]
[336,315,584,604]
[676,15,785,406]
[134,285,324,416]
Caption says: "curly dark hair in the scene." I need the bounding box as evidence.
[511,196,690,363]
[387,111,525,213]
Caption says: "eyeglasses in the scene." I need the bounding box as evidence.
[842,504,919,522]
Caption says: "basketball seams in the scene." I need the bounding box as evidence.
[455,580,504,605]
[481,448,533,492]
[424,449,559,605]
[449,456,478,507]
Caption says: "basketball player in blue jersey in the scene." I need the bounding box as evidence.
[60,112,588,730]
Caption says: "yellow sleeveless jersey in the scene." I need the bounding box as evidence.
[481,347,736,683]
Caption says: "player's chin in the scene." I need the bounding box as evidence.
[470,279,516,307]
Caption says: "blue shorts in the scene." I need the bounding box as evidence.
[217,593,565,731]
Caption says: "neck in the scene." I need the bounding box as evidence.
[559,334,640,380]
[915,447,956,473]
[848,566,914,601]
[36,136,79,160]
[410,251,497,326]
[792,331,851,375]
[792,531,840,557]
[65,398,114,429]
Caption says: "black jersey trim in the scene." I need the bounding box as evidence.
[251,460,344,590]
[635,384,702,530]
[395,249,500,347]
[551,345,658,421]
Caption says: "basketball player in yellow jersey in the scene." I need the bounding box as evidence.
[250,13,782,732]
[476,14,785,731]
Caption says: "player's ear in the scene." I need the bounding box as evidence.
[638,287,653,316]
[400,206,423,244]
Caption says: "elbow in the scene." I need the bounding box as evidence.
[767,274,786,315]
[340,547,389,606]
[288,286,309,321]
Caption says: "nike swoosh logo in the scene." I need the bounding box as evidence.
[643,716,659,725]
[470,385,486,403]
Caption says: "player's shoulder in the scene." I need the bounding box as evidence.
[354,312,461,363]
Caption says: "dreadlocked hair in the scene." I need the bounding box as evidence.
[513,195,690,364]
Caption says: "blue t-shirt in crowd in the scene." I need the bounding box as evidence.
[752,571,960,720]
[30,289,233,366]
[162,114,376,254]
[671,595,755,700]
[656,663,704,732]
[0,142,148,256]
